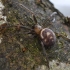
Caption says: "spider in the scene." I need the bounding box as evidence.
[14,2,70,49]
[1,1,70,69]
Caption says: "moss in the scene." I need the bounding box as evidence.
[58,41,64,48]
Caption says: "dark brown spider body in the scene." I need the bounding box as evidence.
[40,28,56,47]
[34,24,56,48]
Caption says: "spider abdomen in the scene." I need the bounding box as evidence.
[40,28,56,48]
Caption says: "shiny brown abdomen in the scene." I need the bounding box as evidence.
[40,28,56,48]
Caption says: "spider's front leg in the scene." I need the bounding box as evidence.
[35,0,46,6]
[55,32,70,42]
[32,14,37,24]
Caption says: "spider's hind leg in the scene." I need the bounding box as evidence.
[55,32,70,42]
[41,42,50,69]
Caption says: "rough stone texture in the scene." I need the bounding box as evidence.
[49,60,70,70]
[0,0,70,70]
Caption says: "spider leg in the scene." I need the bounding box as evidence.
[32,14,37,24]
[35,0,46,11]
[41,42,50,69]
[55,32,70,42]
[14,24,32,30]
[15,2,38,25]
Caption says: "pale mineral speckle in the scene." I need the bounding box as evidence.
[2,16,7,21]
[0,1,4,9]
[35,65,48,70]
[20,38,23,41]
[68,58,70,62]
[0,1,7,25]
[35,60,70,70]
[0,1,6,43]
[49,60,70,70]
[50,12,57,17]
